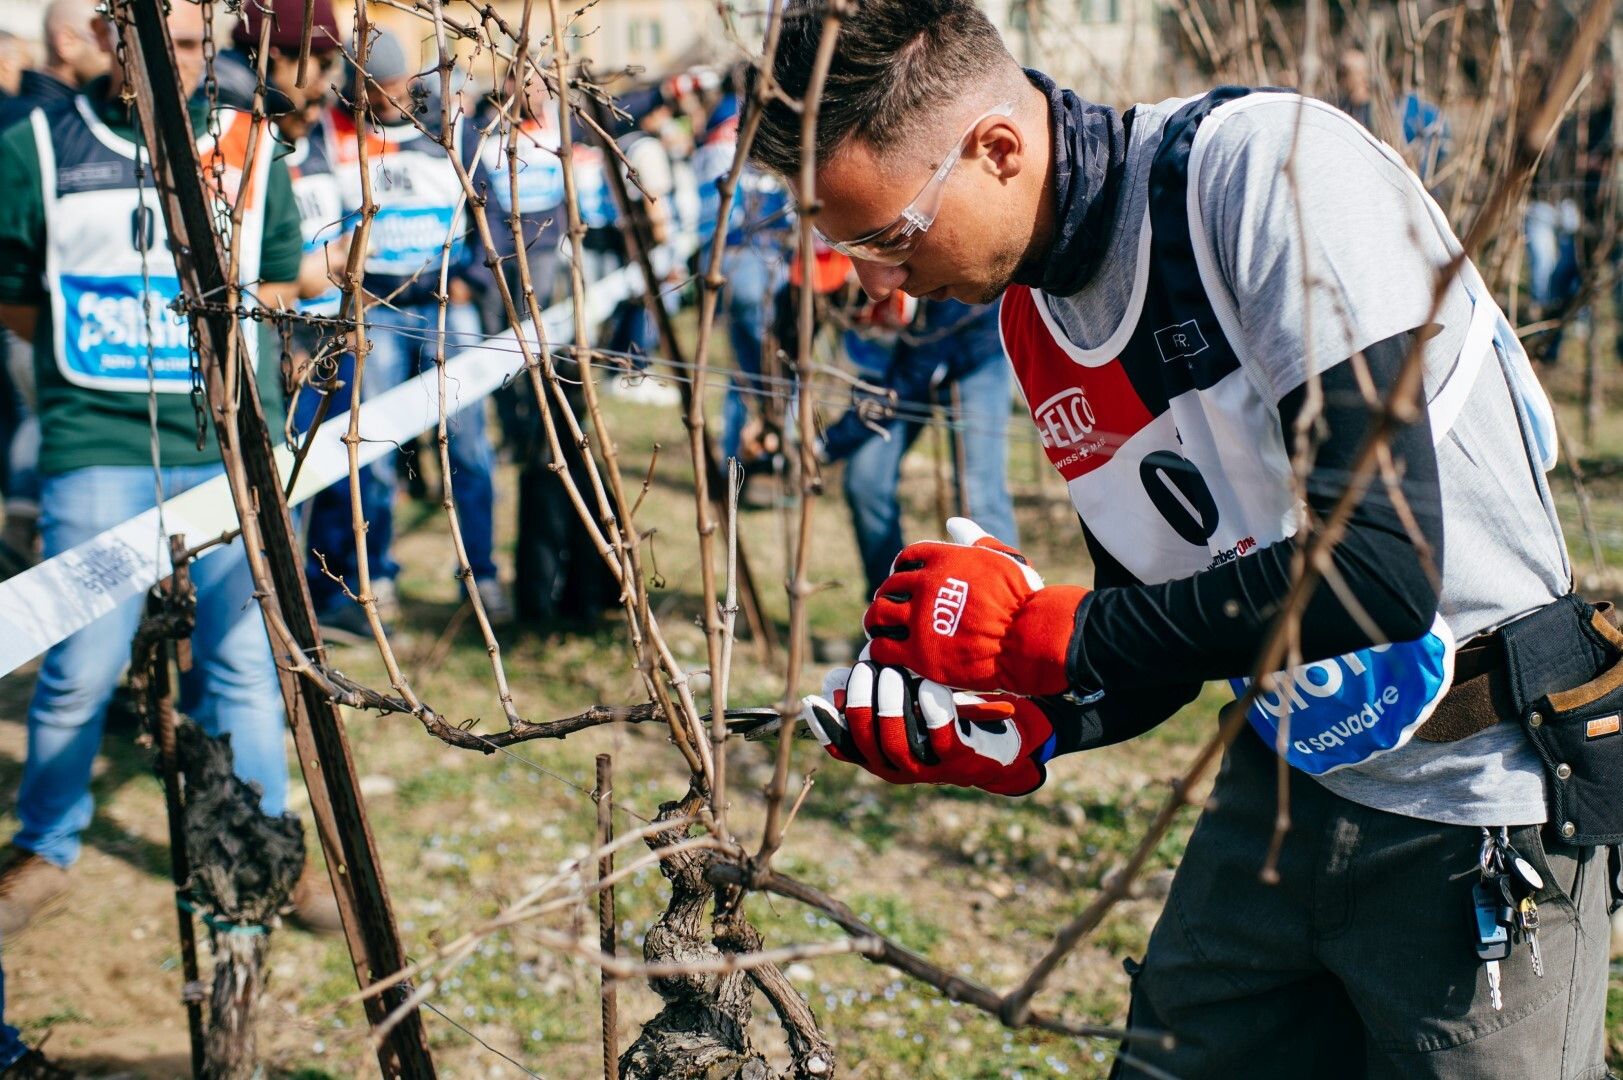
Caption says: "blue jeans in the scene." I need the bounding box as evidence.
[17,465,289,868]
[719,246,781,462]
[0,946,20,1067]
[2,333,38,509]
[1524,200,1581,361]
[844,351,1018,596]
[301,301,497,611]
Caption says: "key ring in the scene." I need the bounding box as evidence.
[1479,826,1500,880]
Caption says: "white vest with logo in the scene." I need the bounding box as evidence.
[328,108,467,278]
[289,119,343,315]
[1000,90,1556,773]
[480,115,565,217]
[35,98,271,392]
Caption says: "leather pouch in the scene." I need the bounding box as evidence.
[1502,594,1623,845]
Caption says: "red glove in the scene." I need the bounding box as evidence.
[800,653,1058,796]
[862,518,1087,696]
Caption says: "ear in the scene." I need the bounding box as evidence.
[978,115,1025,182]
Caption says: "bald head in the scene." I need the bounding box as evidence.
[43,0,106,86]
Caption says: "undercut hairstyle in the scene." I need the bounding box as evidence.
[748,0,1018,178]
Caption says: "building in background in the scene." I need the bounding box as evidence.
[988,0,1173,106]
[0,0,1176,109]
[371,0,727,89]
[372,0,1176,105]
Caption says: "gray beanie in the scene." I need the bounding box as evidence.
[355,27,412,83]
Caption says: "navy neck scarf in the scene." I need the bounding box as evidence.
[1013,69,1130,297]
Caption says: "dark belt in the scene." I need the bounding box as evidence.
[1415,600,1622,742]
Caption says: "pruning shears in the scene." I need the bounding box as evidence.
[708,707,813,741]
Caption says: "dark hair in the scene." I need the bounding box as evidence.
[748,0,1016,177]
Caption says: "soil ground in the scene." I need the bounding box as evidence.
[1,327,1621,1079]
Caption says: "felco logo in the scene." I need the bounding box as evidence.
[931,578,971,637]
[1033,387,1096,451]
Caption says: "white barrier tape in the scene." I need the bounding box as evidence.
[0,241,688,679]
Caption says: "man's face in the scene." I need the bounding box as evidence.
[96,1,204,97]
[811,114,1027,306]
[268,47,339,114]
[366,75,412,122]
[1337,52,1371,107]
[62,17,110,83]
[167,2,207,99]
[522,74,551,120]
[72,39,110,82]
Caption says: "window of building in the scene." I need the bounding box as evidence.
[650,19,663,49]
[1077,0,1121,22]
[629,19,642,50]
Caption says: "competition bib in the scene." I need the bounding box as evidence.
[1229,617,1456,773]
[994,89,1532,775]
[329,109,468,278]
[483,118,565,216]
[37,100,269,393]
[570,145,618,230]
[57,270,191,385]
[366,204,461,276]
[290,127,344,316]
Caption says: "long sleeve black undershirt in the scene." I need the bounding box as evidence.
[1049,330,1446,748]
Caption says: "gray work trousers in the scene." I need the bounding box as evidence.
[1114,728,1613,1080]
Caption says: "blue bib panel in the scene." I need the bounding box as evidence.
[485,121,565,216]
[58,272,191,385]
[1228,616,1455,773]
[36,99,268,393]
[366,204,461,276]
[571,147,618,230]
[1002,87,1468,775]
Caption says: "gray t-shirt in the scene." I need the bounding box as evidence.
[1041,94,1568,826]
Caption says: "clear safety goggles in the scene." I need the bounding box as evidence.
[813,101,1015,267]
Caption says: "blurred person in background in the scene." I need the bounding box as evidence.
[692,66,794,462]
[1334,47,1449,183]
[0,0,109,576]
[0,0,105,129]
[306,27,515,639]
[480,61,566,452]
[819,297,1018,596]
[213,0,341,114]
[0,0,311,942]
[596,86,680,403]
[222,0,347,306]
[1524,114,1586,364]
[484,61,566,313]
[1521,64,1617,366]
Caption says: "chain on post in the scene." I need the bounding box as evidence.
[109,0,179,541]
[190,0,235,448]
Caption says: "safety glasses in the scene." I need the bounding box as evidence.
[814,101,1014,266]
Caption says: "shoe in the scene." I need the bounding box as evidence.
[373,578,401,622]
[611,374,683,406]
[0,508,38,578]
[317,602,376,646]
[0,848,69,938]
[476,577,514,625]
[284,864,343,936]
[318,580,398,646]
[0,1046,76,1079]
